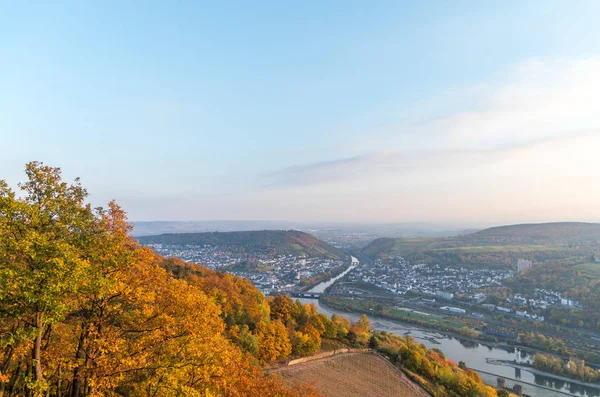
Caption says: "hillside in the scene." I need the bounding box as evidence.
[1,162,505,397]
[1,163,324,397]
[273,352,429,397]
[137,230,342,259]
[132,220,304,236]
[361,222,600,268]
[467,222,600,244]
[361,237,443,258]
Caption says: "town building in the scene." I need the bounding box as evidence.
[516,259,533,273]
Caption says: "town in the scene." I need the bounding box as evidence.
[146,243,345,293]
[345,256,513,297]
[147,244,581,324]
[327,255,585,326]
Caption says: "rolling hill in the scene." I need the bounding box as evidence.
[361,222,600,268]
[467,222,600,244]
[137,230,343,259]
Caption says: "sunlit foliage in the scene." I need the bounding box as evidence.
[0,162,320,397]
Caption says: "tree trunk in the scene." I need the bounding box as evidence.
[56,364,61,397]
[0,344,14,397]
[7,357,23,397]
[70,327,86,397]
[83,376,89,397]
[33,312,44,387]
[23,360,31,397]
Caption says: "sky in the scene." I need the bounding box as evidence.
[2,1,600,225]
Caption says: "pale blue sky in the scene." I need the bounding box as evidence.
[2,1,600,223]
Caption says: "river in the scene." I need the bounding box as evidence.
[299,266,600,397]
[307,263,356,293]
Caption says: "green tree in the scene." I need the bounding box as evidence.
[318,313,337,339]
[0,162,95,395]
[368,334,379,349]
[293,324,321,356]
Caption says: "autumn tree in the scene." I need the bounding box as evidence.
[0,162,96,396]
[349,314,371,345]
[0,163,321,397]
[269,295,297,325]
[331,314,350,338]
[293,324,321,356]
[255,320,292,363]
[318,314,337,339]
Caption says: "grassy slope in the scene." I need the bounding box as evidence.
[361,237,441,258]
[138,230,343,259]
[273,352,429,397]
[575,262,600,272]
[471,222,600,242]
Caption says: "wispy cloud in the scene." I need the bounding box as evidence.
[429,58,600,145]
[264,130,599,187]
[337,57,600,153]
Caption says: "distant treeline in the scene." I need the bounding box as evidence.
[137,230,342,259]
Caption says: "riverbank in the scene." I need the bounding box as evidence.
[320,295,600,367]
[321,295,473,331]
[306,264,355,293]
[488,359,600,390]
[297,264,350,292]
[321,295,498,345]
[476,368,575,397]
[312,298,600,396]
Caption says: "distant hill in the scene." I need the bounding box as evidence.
[361,237,443,259]
[361,222,600,268]
[132,220,476,238]
[132,220,306,236]
[137,230,343,259]
[467,222,600,244]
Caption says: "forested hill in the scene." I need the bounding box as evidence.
[1,162,499,397]
[137,230,342,259]
[468,222,600,245]
[361,222,600,267]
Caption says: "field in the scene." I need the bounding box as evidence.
[273,352,429,397]
[575,262,600,273]
[322,296,472,332]
[361,237,443,257]
[433,244,561,252]
[364,238,567,257]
